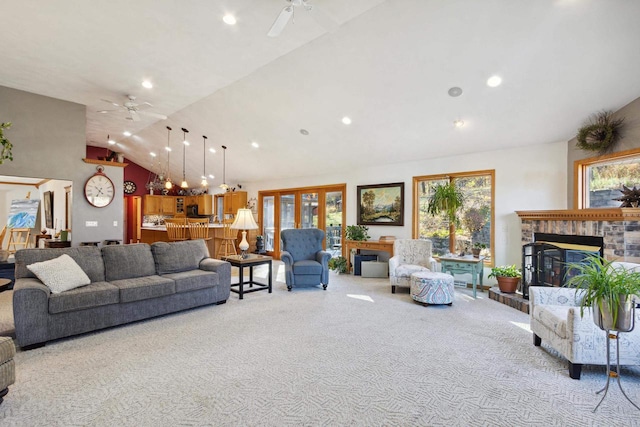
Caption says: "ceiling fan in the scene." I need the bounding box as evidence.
[267,0,335,37]
[98,95,167,122]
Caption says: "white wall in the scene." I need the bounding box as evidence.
[244,141,568,269]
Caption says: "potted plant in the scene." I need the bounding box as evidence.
[345,225,369,241]
[426,182,465,227]
[566,255,640,331]
[328,256,348,274]
[488,264,521,293]
[471,242,486,258]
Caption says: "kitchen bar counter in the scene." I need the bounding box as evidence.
[140,223,228,258]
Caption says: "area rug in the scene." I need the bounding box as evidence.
[0,264,639,426]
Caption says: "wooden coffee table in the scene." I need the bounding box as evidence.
[221,254,272,300]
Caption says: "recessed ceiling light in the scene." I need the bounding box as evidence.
[300,129,309,135]
[453,120,465,128]
[342,116,352,125]
[165,146,172,152]
[209,148,216,153]
[487,75,502,87]
[108,138,116,145]
[223,14,236,25]
[183,141,190,146]
[150,152,156,157]
[208,174,215,179]
[123,131,132,137]
[448,87,463,97]
[141,80,153,89]
[251,141,260,148]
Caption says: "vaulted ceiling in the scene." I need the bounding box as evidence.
[2,1,640,190]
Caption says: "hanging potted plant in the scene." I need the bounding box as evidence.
[488,264,521,293]
[0,122,13,164]
[427,182,465,227]
[566,255,640,331]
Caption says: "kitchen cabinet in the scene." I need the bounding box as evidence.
[185,195,213,215]
[224,191,247,215]
[143,195,178,215]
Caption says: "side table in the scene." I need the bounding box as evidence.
[439,255,485,299]
[221,254,272,300]
[44,239,71,248]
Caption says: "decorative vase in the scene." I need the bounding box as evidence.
[497,276,519,293]
[592,295,636,332]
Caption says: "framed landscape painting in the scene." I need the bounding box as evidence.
[357,182,404,226]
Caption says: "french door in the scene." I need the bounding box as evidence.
[259,184,346,259]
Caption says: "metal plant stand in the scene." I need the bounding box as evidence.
[593,302,640,413]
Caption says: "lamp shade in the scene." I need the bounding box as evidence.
[230,208,258,230]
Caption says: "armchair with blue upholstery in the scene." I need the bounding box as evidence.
[280,228,331,291]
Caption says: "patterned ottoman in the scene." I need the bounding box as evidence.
[410,271,455,305]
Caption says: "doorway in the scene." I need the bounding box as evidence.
[259,184,346,259]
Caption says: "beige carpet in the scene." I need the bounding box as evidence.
[1,266,639,426]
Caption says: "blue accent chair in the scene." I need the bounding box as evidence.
[280,228,331,291]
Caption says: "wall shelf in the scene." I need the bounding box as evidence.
[82,158,128,168]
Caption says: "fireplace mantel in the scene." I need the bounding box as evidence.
[516,208,640,222]
[518,208,640,262]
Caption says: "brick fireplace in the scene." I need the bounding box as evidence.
[517,208,640,263]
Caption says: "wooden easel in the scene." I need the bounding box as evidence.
[7,228,30,254]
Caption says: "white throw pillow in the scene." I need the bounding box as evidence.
[27,254,91,294]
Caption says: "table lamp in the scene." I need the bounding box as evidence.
[230,208,258,258]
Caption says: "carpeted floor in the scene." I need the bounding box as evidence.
[1,264,639,426]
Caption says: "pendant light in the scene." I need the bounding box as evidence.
[219,145,229,191]
[164,126,173,189]
[180,127,189,189]
[201,135,208,187]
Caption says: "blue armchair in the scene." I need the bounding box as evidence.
[280,228,331,291]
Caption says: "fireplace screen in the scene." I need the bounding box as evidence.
[521,234,602,299]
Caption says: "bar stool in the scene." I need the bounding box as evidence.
[187,218,212,242]
[165,218,188,241]
[218,222,238,257]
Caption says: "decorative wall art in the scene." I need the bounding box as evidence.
[43,191,54,228]
[7,199,40,229]
[357,182,404,226]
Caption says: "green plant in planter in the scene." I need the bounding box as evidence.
[427,182,465,227]
[488,264,521,293]
[488,265,521,279]
[328,256,348,274]
[345,225,369,241]
[473,242,487,250]
[0,122,13,165]
[565,255,640,330]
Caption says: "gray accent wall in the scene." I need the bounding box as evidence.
[567,96,640,208]
[0,85,124,246]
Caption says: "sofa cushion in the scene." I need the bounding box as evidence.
[16,246,105,282]
[162,270,217,293]
[109,275,175,303]
[292,260,323,275]
[533,305,569,339]
[49,281,119,314]
[26,254,91,294]
[102,244,156,281]
[151,240,208,275]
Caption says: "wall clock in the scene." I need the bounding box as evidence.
[84,166,115,208]
[123,180,137,194]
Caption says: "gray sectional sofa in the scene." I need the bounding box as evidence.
[13,240,231,348]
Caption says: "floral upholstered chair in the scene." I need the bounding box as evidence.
[389,239,437,293]
[529,284,640,379]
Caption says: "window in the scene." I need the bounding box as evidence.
[575,148,640,209]
[413,170,494,263]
